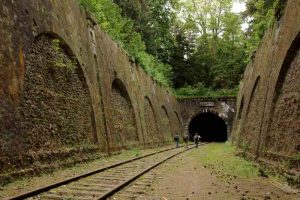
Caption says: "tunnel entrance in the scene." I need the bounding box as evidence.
[188,112,227,142]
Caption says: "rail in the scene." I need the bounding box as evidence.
[6,144,205,200]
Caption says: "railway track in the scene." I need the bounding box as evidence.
[7,144,204,200]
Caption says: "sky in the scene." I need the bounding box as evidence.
[232,1,249,31]
[232,1,247,13]
[178,0,247,13]
[178,0,249,31]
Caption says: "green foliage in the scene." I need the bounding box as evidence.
[51,39,61,51]
[79,0,146,55]
[51,39,77,71]
[113,0,178,63]
[175,83,238,98]
[244,0,286,54]
[78,0,276,95]
[79,0,172,86]
[171,0,248,92]
[136,51,173,86]
[241,142,250,158]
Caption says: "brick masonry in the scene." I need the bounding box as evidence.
[0,0,182,183]
[178,97,236,137]
[1,0,298,187]
[232,0,300,185]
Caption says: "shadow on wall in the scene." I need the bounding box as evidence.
[188,112,228,142]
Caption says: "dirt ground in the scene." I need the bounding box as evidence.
[2,144,300,200]
[141,148,300,200]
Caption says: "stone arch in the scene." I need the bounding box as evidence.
[186,109,222,130]
[110,78,139,149]
[21,32,97,151]
[265,33,300,155]
[242,76,261,124]
[188,108,216,119]
[237,96,244,120]
[188,109,227,142]
[249,76,261,110]
[143,96,160,145]
[162,105,169,118]
[174,111,182,136]
[174,111,181,126]
[161,105,171,139]
[240,75,262,151]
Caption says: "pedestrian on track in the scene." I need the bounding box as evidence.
[183,134,189,148]
[194,133,201,148]
[174,133,179,148]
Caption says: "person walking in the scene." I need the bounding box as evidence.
[194,133,201,148]
[174,133,179,148]
[183,134,189,148]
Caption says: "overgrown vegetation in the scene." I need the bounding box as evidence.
[244,0,286,54]
[79,0,285,96]
[175,83,239,98]
[51,39,77,71]
[171,0,248,92]
[79,0,174,86]
[197,143,259,178]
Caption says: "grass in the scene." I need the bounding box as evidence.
[118,148,141,158]
[196,142,259,178]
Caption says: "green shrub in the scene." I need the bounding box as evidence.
[175,83,238,97]
[79,0,171,87]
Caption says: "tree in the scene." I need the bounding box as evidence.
[113,0,179,63]
[243,0,286,53]
[172,0,248,90]
[80,0,254,96]
[79,0,173,87]
[170,31,194,88]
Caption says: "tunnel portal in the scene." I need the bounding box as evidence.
[188,112,227,142]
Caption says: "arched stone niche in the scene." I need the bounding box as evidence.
[21,33,97,150]
[239,76,262,152]
[265,33,300,156]
[110,78,139,149]
[237,96,244,120]
[143,96,161,145]
[174,111,182,136]
[161,105,171,140]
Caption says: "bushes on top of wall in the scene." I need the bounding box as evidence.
[79,0,172,87]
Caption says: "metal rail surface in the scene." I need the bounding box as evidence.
[7,144,204,200]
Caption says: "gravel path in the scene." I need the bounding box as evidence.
[141,148,300,200]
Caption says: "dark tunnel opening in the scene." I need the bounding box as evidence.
[188,112,227,142]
